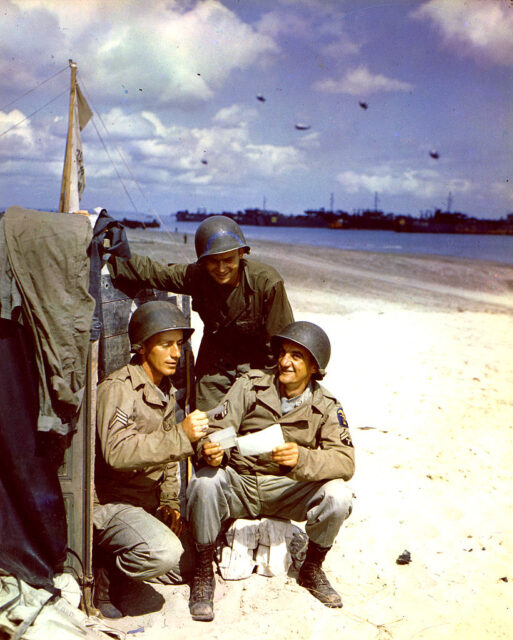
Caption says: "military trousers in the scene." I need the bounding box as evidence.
[186,466,353,548]
[93,503,193,583]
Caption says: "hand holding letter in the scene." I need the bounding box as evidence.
[202,441,224,467]
[271,442,299,467]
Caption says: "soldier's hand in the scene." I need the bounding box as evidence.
[272,442,299,467]
[156,505,185,537]
[181,410,209,442]
[202,441,223,467]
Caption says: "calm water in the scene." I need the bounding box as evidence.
[168,219,513,266]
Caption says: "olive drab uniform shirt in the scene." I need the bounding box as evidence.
[109,255,294,410]
[206,369,355,482]
[95,362,193,514]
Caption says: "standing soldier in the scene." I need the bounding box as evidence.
[108,216,294,410]
[93,301,208,618]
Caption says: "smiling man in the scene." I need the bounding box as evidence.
[93,301,208,618]
[108,215,294,410]
[185,321,355,622]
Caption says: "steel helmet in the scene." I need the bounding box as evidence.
[195,215,249,261]
[129,300,194,352]
[271,321,331,378]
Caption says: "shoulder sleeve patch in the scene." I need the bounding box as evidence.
[337,407,348,429]
[336,407,353,447]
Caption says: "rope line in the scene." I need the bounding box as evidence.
[89,116,140,214]
[0,65,68,112]
[79,76,190,261]
[0,88,68,139]
[0,66,191,262]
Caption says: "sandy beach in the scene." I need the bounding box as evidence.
[107,228,513,640]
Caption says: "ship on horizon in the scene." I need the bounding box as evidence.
[175,207,513,236]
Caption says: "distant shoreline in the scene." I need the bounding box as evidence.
[128,226,513,268]
[126,228,513,316]
[174,208,513,236]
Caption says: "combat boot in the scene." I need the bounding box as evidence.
[298,540,343,608]
[189,542,216,622]
[93,561,123,619]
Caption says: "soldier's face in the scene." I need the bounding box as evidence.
[203,249,243,286]
[277,340,317,395]
[139,329,184,384]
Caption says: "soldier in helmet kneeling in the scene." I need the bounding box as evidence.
[108,215,294,411]
[93,300,208,618]
[186,321,355,622]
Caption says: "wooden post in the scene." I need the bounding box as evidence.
[81,340,98,613]
[58,59,77,213]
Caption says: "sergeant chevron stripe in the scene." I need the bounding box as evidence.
[109,407,129,429]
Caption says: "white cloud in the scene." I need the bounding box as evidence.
[174,170,214,187]
[413,0,513,66]
[257,10,311,40]
[94,0,279,105]
[245,144,305,177]
[337,167,472,199]
[12,0,105,28]
[94,108,164,141]
[3,0,279,106]
[124,116,305,188]
[0,109,35,148]
[140,112,169,138]
[295,131,321,150]
[314,65,413,96]
[213,104,259,128]
[258,7,359,60]
[0,108,67,179]
[320,39,360,59]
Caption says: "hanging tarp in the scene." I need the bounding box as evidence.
[0,318,67,590]
[3,206,95,434]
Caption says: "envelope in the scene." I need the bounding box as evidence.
[207,426,237,450]
[236,423,284,456]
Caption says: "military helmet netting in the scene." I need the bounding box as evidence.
[129,300,194,351]
[271,321,331,377]
[194,215,249,260]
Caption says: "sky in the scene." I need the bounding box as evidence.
[0,0,512,220]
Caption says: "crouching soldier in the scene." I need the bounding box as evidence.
[93,301,208,618]
[186,321,355,621]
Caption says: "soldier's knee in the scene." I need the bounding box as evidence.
[148,541,182,578]
[187,466,225,499]
[322,480,353,520]
[114,524,183,581]
[132,532,183,579]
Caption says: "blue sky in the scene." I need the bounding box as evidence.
[0,0,511,219]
